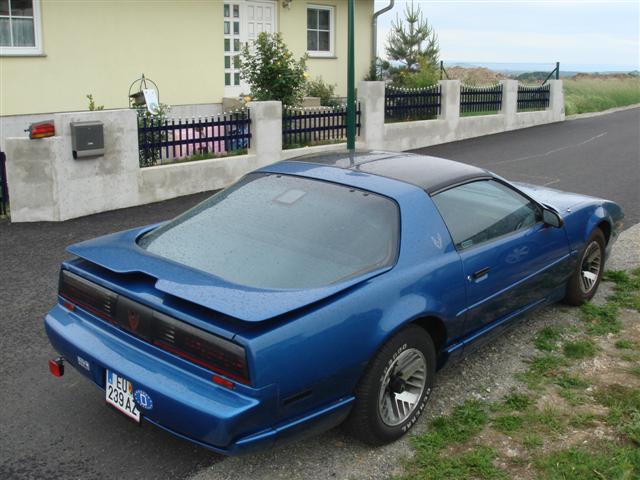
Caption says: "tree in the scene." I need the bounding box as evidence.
[239,32,307,106]
[385,1,439,70]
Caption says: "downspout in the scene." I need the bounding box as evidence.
[372,0,394,63]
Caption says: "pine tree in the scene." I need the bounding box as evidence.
[385,1,439,70]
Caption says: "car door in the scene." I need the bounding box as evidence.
[432,179,571,344]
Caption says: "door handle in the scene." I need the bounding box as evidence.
[469,267,490,281]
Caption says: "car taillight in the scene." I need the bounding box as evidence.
[152,310,249,384]
[58,270,250,384]
[26,121,55,139]
[59,270,117,321]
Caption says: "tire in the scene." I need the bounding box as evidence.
[564,228,606,306]
[345,325,436,445]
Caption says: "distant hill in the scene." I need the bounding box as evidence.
[516,71,550,82]
[443,66,507,85]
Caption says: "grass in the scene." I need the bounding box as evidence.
[517,354,567,389]
[398,270,640,479]
[562,339,597,359]
[564,76,640,115]
[534,326,563,352]
[171,148,248,163]
[580,303,621,335]
[615,339,636,349]
[502,392,533,411]
[535,443,639,480]
[492,414,523,433]
[604,269,640,312]
[282,138,344,150]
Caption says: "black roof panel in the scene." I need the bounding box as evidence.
[286,150,490,194]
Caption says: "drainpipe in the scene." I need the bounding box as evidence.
[372,0,394,63]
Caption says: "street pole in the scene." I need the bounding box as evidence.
[346,0,356,151]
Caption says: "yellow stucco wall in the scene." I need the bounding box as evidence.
[278,0,373,98]
[0,0,372,116]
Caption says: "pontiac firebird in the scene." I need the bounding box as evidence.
[45,151,623,454]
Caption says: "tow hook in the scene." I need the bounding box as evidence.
[48,356,64,377]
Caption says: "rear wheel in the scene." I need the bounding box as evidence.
[345,325,435,445]
[564,228,606,306]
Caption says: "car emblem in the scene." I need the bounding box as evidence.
[127,310,140,332]
[134,389,153,410]
[431,233,443,250]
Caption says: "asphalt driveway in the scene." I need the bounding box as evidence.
[1,107,638,479]
[411,107,639,227]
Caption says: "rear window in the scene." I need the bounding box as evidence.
[139,173,399,289]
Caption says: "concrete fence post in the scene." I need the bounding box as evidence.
[548,79,565,121]
[357,81,385,150]
[6,108,140,222]
[438,80,460,121]
[248,101,282,167]
[501,79,519,130]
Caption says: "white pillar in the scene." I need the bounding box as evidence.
[438,80,460,122]
[500,79,519,130]
[357,80,385,150]
[548,79,565,121]
[248,101,282,166]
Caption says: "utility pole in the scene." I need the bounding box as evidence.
[346,0,356,151]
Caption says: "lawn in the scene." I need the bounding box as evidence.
[564,76,640,115]
[397,268,640,480]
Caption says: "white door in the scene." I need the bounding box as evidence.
[223,0,276,98]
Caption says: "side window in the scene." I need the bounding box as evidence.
[432,180,540,250]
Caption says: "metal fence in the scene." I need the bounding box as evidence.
[384,85,441,122]
[282,103,361,149]
[138,110,251,167]
[0,152,8,216]
[460,84,503,115]
[517,84,551,111]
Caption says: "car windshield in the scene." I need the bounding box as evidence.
[138,173,400,289]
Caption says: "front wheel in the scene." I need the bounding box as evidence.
[345,325,435,445]
[564,228,606,306]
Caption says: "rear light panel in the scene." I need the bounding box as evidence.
[58,270,250,384]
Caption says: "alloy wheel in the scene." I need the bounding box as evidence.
[377,348,427,426]
[579,241,602,294]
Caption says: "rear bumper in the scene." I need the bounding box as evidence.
[44,304,353,455]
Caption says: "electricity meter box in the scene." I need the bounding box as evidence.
[71,121,104,159]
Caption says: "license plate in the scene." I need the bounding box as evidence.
[105,370,140,423]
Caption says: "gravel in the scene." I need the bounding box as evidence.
[191,223,640,480]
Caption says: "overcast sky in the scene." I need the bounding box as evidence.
[374,0,640,71]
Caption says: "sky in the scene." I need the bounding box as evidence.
[374,0,640,71]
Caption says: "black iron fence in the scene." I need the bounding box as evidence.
[138,110,251,167]
[0,152,8,216]
[460,84,503,115]
[282,103,361,149]
[517,84,551,111]
[385,84,441,122]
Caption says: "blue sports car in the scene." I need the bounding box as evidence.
[45,151,623,454]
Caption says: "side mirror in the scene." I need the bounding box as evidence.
[542,207,563,228]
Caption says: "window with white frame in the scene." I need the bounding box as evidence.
[0,0,42,55]
[306,5,333,57]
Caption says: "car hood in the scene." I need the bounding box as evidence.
[513,183,601,212]
[67,225,389,323]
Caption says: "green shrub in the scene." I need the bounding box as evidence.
[239,32,307,106]
[304,77,338,106]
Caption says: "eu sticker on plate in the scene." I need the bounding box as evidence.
[105,370,140,423]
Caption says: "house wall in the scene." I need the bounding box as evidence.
[0,0,373,116]
[0,1,225,116]
[278,0,373,97]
